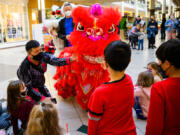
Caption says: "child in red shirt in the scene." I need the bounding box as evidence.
[88,41,136,135]
[146,39,180,135]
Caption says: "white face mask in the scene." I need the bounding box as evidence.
[64,10,72,17]
[170,16,174,20]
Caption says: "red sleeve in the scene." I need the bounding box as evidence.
[88,89,104,135]
[66,57,70,64]
[146,83,165,135]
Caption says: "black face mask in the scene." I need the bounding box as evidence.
[21,91,27,96]
[158,65,168,79]
[32,52,44,61]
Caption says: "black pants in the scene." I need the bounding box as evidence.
[130,36,138,49]
[178,30,180,39]
[161,28,166,40]
[148,35,155,48]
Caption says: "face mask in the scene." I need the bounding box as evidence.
[32,52,44,61]
[170,16,174,20]
[147,69,152,73]
[21,91,27,97]
[64,10,72,17]
[158,65,168,78]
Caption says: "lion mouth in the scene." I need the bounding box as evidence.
[82,55,104,64]
[81,28,108,41]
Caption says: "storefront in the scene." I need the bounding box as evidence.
[0,0,29,47]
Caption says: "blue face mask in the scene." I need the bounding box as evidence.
[147,69,152,73]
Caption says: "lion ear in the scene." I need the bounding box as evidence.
[72,6,94,27]
[97,8,121,32]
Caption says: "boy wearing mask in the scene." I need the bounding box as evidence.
[17,40,74,102]
[146,39,180,135]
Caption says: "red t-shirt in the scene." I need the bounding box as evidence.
[88,74,136,135]
[146,77,180,135]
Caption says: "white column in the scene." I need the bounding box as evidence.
[41,0,46,23]
[121,2,124,16]
[145,0,148,18]
[135,0,138,17]
[162,0,166,14]
[38,0,41,10]
[168,0,172,16]
[0,14,4,44]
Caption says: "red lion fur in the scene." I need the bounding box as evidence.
[54,5,121,109]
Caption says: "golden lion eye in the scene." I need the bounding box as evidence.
[77,22,84,31]
[108,24,115,33]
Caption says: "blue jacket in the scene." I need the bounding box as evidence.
[165,19,178,32]
[147,21,158,38]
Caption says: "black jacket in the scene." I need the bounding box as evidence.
[57,18,75,48]
[17,53,69,101]
[161,19,166,29]
[133,19,141,26]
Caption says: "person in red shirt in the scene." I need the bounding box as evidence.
[88,41,136,135]
[146,39,180,135]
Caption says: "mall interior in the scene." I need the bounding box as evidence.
[0,0,179,48]
[0,0,180,135]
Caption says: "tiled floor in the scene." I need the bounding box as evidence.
[0,34,166,135]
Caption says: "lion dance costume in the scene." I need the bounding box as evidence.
[54,4,121,109]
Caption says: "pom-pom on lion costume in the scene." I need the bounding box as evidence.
[54,4,121,109]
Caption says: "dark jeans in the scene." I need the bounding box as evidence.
[134,97,147,120]
[138,40,144,50]
[148,35,155,48]
[161,28,166,39]
[0,107,11,129]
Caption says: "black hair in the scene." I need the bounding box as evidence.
[156,42,166,63]
[104,40,131,71]
[156,39,180,69]
[25,40,40,52]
